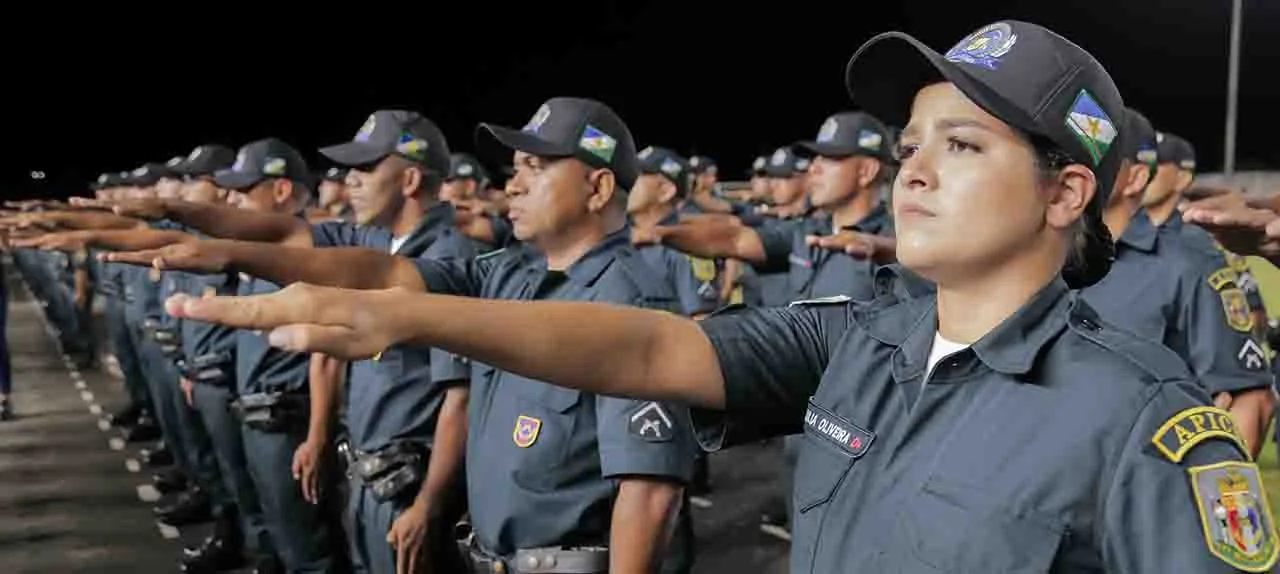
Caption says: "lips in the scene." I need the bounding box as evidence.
[896,200,935,217]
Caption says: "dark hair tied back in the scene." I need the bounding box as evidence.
[1062,206,1115,289]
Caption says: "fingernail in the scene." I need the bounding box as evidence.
[268,330,291,347]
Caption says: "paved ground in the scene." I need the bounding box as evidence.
[0,270,793,573]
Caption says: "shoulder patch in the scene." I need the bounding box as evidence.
[1189,461,1279,572]
[788,295,852,308]
[1208,267,1239,291]
[628,402,675,442]
[1220,288,1255,332]
[1151,406,1249,463]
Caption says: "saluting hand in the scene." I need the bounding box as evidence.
[806,231,878,259]
[107,198,168,220]
[163,284,400,360]
[102,241,231,273]
[1180,199,1280,260]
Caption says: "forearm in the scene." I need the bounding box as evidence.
[220,241,426,290]
[305,353,344,443]
[660,223,765,264]
[51,211,146,231]
[89,229,195,251]
[609,479,683,574]
[378,291,726,408]
[164,200,311,245]
[413,386,468,514]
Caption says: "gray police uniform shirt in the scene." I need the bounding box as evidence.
[235,275,309,396]
[746,216,800,307]
[1083,210,1271,395]
[693,278,1271,573]
[413,230,699,557]
[176,244,239,377]
[311,202,479,453]
[635,211,721,316]
[758,203,894,303]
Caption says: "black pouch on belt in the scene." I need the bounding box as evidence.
[353,442,426,503]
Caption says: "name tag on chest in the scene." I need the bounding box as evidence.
[804,399,874,458]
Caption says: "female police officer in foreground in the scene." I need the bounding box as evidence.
[162,21,1276,573]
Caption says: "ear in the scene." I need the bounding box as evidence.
[274,179,294,206]
[1175,169,1195,194]
[1122,163,1151,198]
[658,180,678,205]
[401,165,423,199]
[856,157,882,189]
[585,169,617,213]
[1046,164,1096,230]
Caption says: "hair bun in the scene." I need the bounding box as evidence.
[1062,209,1115,289]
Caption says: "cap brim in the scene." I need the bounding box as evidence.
[212,170,264,191]
[318,141,390,167]
[792,140,854,159]
[474,124,575,164]
[845,32,1039,145]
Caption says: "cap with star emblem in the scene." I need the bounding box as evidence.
[764,146,810,178]
[1156,132,1196,172]
[124,162,180,187]
[793,111,893,162]
[637,146,691,197]
[748,155,768,177]
[171,144,237,178]
[446,153,488,183]
[477,97,640,190]
[213,138,311,191]
[320,110,451,175]
[319,167,349,183]
[688,155,716,175]
[846,20,1126,202]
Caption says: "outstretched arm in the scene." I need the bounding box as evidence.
[108,198,313,246]
[104,239,427,291]
[164,284,729,409]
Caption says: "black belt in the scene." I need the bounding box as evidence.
[179,352,233,388]
[457,527,608,574]
[230,392,308,433]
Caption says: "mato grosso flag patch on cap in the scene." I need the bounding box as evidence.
[1065,90,1117,166]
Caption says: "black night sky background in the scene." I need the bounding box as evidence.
[3,0,1278,196]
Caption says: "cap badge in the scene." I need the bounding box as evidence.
[326,167,341,178]
[817,118,839,143]
[524,104,551,133]
[395,132,428,161]
[1180,159,1197,170]
[232,150,248,172]
[188,147,203,161]
[97,174,109,184]
[166,156,184,167]
[457,163,474,177]
[795,158,812,171]
[690,156,703,167]
[132,167,149,177]
[355,114,378,142]
[1156,132,1166,143]
[770,148,788,166]
[1065,89,1118,166]
[659,158,683,178]
[945,22,1018,70]
[857,129,883,151]
[752,157,767,171]
[1137,147,1158,166]
[578,125,617,162]
[638,146,655,160]
[263,157,287,176]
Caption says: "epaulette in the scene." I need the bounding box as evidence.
[1067,299,1187,384]
[474,247,508,262]
[787,295,853,308]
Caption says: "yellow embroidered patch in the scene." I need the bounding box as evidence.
[1152,406,1249,463]
[1221,288,1255,332]
[689,256,717,283]
[1189,461,1279,572]
[1208,267,1239,291]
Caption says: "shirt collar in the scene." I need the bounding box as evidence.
[394,202,455,255]
[531,226,631,287]
[1117,209,1159,253]
[838,202,892,234]
[865,277,1072,383]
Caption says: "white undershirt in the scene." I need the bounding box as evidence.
[924,331,970,383]
[389,235,408,254]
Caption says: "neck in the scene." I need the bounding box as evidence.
[776,197,809,218]
[539,213,625,271]
[1102,197,1141,241]
[934,249,1061,344]
[828,190,875,230]
[387,198,431,237]
[630,204,676,229]
[1145,194,1181,226]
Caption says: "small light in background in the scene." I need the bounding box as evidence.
[30,171,46,180]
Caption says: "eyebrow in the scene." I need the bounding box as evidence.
[899,117,999,140]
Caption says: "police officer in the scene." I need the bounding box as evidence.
[1082,109,1275,456]
[630,146,722,318]
[151,97,700,574]
[177,21,1280,574]
[440,152,489,205]
[311,167,352,222]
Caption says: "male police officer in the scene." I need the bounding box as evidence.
[110,98,698,574]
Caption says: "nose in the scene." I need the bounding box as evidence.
[897,149,936,192]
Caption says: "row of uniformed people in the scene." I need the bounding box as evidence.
[5,18,1280,574]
